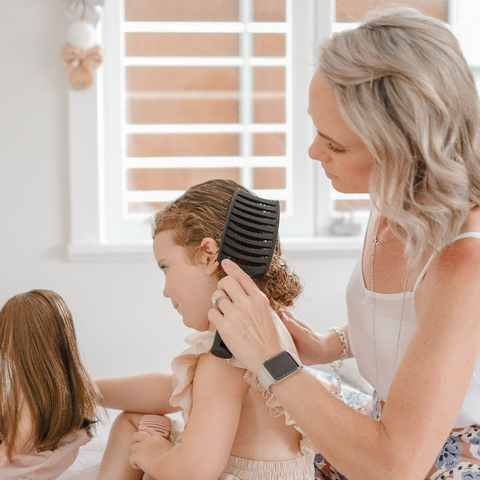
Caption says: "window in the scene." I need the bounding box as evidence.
[118,0,293,241]
[99,0,318,247]
[68,0,480,257]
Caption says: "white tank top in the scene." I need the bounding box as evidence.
[347,232,480,428]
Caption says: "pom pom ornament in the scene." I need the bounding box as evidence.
[62,19,103,90]
[67,20,96,50]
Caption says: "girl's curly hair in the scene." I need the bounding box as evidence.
[152,179,302,312]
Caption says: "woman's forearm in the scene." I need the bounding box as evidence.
[278,312,352,366]
[314,324,352,365]
[269,369,418,480]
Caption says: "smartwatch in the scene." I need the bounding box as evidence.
[257,350,303,393]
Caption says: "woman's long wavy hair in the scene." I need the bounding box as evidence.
[0,290,100,460]
[152,179,302,312]
[318,6,480,266]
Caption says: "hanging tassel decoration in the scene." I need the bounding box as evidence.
[62,1,104,90]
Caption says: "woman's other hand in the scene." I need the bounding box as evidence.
[279,310,326,365]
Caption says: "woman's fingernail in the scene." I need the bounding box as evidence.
[222,259,232,267]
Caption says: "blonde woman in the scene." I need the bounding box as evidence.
[209,7,480,480]
[0,290,99,479]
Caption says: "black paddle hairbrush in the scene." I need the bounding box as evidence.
[211,188,280,359]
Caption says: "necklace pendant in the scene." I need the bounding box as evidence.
[373,234,395,246]
[371,391,382,421]
[336,378,342,396]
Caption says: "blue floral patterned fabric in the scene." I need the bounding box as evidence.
[428,425,480,479]
[315,424,480,480]
[308,372,480,480]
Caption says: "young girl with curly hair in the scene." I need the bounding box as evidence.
[96,179,315,480]
[0,290,100,479]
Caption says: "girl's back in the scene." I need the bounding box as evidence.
[232,376,303,461]
[231,317,304,462]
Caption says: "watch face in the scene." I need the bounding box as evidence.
[264,351,300,381]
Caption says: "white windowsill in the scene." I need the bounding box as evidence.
[66,236,364,262]
[282,236,364,258]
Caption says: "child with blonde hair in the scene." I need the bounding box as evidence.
[0,289,100,479]
[96,179,315,480]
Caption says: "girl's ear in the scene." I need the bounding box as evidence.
[200,237,220,275]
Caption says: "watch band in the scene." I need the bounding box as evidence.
[257,364,276,393]
[257,350,303,393]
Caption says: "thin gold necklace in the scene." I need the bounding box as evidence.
[370,214,411,420]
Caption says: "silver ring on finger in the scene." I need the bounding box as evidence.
[212,294,230,309]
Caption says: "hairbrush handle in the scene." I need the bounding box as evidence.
[211,331,233,359]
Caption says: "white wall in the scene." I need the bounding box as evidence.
[0,0,358,380]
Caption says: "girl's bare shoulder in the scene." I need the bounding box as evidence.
[193,351,249,394]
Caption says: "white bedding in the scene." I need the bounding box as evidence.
[57,410,119,480]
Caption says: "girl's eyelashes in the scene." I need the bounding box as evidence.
[327,142,346,155]
[158,265,167,273]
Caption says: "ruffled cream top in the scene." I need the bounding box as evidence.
[169,311,315,457]
[0,430,89,480]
